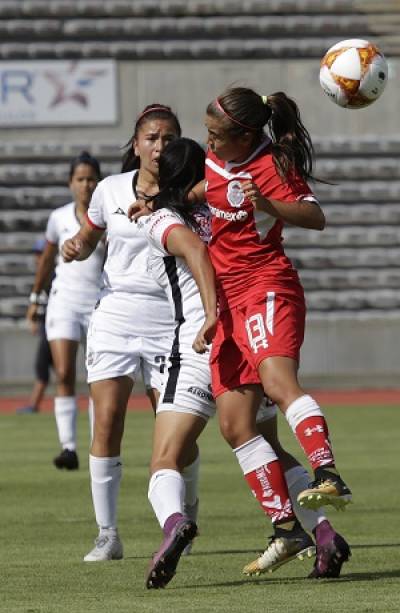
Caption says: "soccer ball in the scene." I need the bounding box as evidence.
[319,39,388,109]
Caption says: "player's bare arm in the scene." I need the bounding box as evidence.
[27,241,58,324]
[241,180,325,231]
[189,179,206,204]
[62,218,104,262]
[166,225,217,353]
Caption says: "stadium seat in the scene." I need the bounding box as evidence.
[0,233,36,254]
[0,210,50,232]
[0,296,27,319]
[0,276,33,298]
[0,254,36,276]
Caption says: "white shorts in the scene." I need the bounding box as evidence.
[157,347,215,421]
[157,344,278,423]
[45,293,92,342]
[86,307,172,389]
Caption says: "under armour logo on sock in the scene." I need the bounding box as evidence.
[304,425,325,437]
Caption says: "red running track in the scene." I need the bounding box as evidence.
[1,389,398,414]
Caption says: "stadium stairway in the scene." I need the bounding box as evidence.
[0,136,400,320]
[0,0,398,59]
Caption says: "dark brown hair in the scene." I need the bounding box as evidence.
[69,151,101,181]
[121,104,182,172]
[207,87,314,183]
[152,137,205,229]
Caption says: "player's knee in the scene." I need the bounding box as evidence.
[55,365,74,387]
[263,378,301,408]
[93,409,124,446]
[219,417,243,448]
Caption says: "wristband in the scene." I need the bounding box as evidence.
[29,292,39,305]
[29,291,48,305]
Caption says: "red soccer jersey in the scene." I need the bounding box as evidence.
[205,138,317,309]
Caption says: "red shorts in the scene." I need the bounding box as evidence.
[210,286,306,398]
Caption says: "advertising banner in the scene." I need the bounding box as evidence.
[0,60,118,126]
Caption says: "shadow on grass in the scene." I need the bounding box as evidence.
[351,542,400,549]
[339,569,400,582]
[166,568,400,591]
[125,549,260,561]
[169,577,309,590]
[126,542,400,561]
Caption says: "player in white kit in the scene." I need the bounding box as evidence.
[27,152,103,470]
[61,105,203,562]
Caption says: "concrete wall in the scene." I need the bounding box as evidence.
[3,58,398,145]
[1,315,399,389]
[300,314,400,388]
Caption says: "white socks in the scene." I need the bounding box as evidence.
[54,396,77,450]
[285,395,324,431]
[148,469,185,529]
[89,455,122,530]
[148,458,199,530]
[233,435,278,475]
[285,465,326,532]
[182,454,200,507]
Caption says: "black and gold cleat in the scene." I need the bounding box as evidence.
[297,469,352,511]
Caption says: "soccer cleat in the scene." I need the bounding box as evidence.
[16,405,38,414]
[309,532,351,578]
[53,449,79,470]
[84,532,123,562]
[146,518,197,589]
[297,470,352,511]
[243,527,315,576]
[182,499,199,556]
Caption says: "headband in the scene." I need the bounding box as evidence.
[136,105,173,122]
[214,98,257,131]
[214,95,271,131]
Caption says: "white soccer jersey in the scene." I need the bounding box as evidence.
[143,206,277,421]
[87,170,173,336]
[143,206,211,347]
[46,201,104,310]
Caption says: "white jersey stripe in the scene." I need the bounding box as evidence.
[205,157,252,181]
[266,291,275,335]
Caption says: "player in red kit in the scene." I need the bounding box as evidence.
[202,87,351,578]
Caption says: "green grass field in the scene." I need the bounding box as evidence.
[2,405,400,613]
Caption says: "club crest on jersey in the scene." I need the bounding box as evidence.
[227,180,245,208]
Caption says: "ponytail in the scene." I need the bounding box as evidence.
[267,92,314,183]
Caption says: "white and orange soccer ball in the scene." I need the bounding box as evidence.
[319,39,388,109]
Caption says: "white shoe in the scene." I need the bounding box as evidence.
[182,499,199,556]
[243,529,315,576]
[83,531,123,562]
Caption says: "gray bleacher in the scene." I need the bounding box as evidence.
[0,136,399,320]
[0,0,398,59]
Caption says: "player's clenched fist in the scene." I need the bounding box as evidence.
[192,314,217,354]
[241,180,272,213]
[61,238,83,262]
